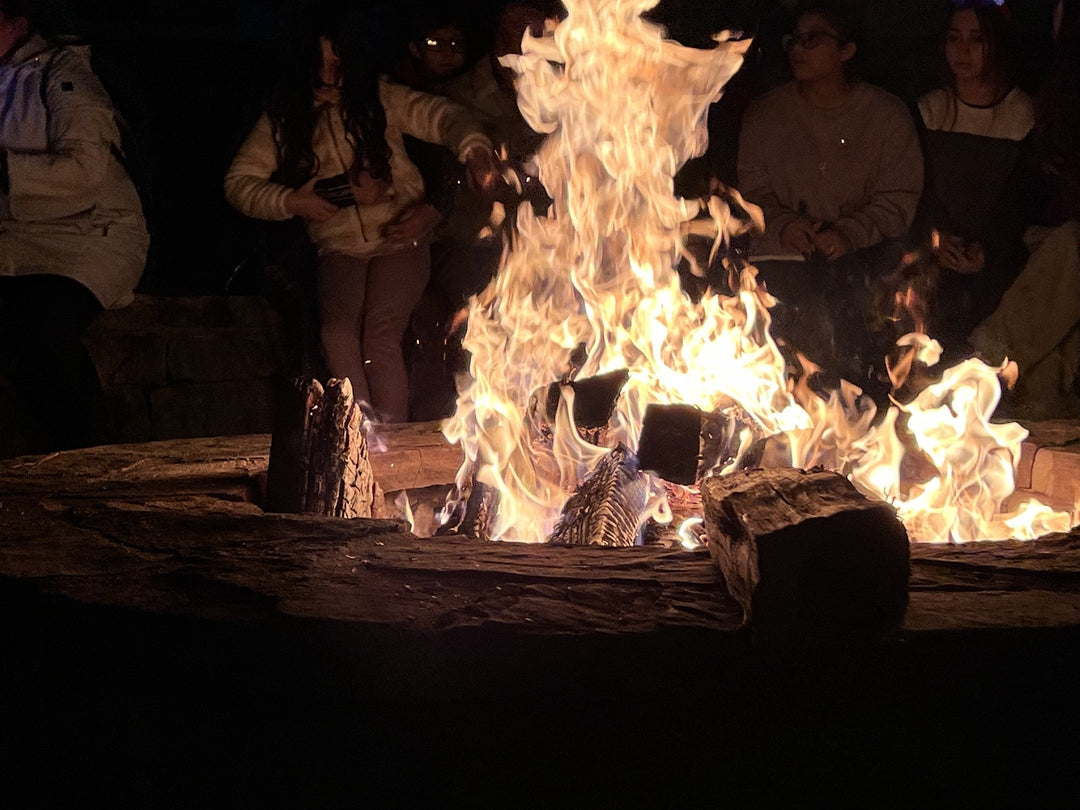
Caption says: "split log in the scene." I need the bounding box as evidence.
[549,443,649,547]
[266,377,383,518]
[701,468,909,646]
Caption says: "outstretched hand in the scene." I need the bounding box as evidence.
[464,146,499,196]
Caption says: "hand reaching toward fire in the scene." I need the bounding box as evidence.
[464,146,499,196]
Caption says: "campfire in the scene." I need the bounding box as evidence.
[432,0,1076,546]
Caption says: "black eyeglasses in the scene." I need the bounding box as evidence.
[782,30,842,51]
[422,37,466,54]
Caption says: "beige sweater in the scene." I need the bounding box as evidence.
[225,79,492,258]
[737,81,923,257]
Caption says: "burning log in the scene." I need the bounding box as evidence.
[549,443,649,547]
[434,472,497,542]
[265,377,383,518]
[636,403,759,485]
[544,368,630,429]
[701,468,909,646]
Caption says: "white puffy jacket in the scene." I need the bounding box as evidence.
[0,35,149,309]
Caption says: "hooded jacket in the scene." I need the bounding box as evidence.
[224,79,492,258]
[0,34,149,309]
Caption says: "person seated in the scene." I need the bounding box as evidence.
[0,1,149,453]
[966,0,1080,420]
[912,0,1036,356]
[736,1,923,392]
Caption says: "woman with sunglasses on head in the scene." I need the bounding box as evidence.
[225,0,495,424]
[736,1,922,391]
[913,1,1035,354]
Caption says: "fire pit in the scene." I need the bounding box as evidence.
[2,430,1080,804]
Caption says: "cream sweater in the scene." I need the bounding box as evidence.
[225,79,492,258]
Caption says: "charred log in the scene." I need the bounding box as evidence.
[545,368,631,429]
[549,443,649,547]
[701,467,909,647]
[636,403,759,485]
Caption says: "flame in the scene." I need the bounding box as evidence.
[442,0,1076,545]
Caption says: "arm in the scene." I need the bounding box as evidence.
[223,113,295,221]
[380,80,493,166]
[6,51,118,221]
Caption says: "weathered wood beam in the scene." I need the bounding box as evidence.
[701,467,910,646]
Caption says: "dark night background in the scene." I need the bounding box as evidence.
[39,0,1063,297]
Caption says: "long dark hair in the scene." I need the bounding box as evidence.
[267,0,391,187]
[945,1,1015,95]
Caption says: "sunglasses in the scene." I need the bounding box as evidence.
[782,30,842,51]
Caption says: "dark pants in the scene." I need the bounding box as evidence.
[0,274,104,453]
[755,239,904,395]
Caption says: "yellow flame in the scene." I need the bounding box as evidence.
[442,0,1076,545]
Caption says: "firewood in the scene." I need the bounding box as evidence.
[636,403,759,485]
[549,443,649,547]
[266,376,383,518]
[544,368,630,428]
[434,467,497,541]
[701,467,909,646]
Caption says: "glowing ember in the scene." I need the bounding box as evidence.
[442,0,1077,545]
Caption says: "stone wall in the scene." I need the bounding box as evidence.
[0,295,286,458]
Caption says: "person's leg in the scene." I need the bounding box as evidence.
[316,252,372,404]
[362,245,431,423]
[0,274,104,451]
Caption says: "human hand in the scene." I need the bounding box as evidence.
[464,146,499,196]
[351,169,393,206]
[935,235,983,274]
[284,177,339,222]
[778,217,820,256]
[383,202,441,245]
[812,227,850,261]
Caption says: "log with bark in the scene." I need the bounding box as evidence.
[265,377,384,518]
[701,467,909,647]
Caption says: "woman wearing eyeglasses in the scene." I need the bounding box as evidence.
[736,1,922,390]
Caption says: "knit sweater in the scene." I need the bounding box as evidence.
[737,81,923,257]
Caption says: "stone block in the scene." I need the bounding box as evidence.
[101,386,153,444]
[150,379,276,439]
[86,331,168,388]
[165,329,282,383]
[90,295,158,332]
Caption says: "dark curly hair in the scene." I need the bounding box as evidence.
[267,0,391,188]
